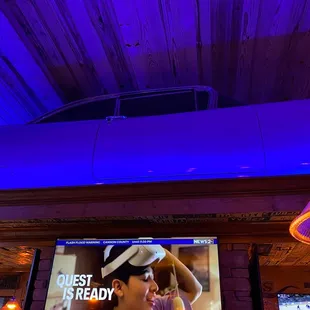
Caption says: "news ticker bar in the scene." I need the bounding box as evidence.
[56,238,218,246]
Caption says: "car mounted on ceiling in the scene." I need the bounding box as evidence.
[30,86,218,124]
[0,86,310,190]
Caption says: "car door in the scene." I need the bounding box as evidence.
[93,105,265,184]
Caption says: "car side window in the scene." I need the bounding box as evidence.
[37,99,116,124]
[119,91,197,117]
[35,88,212,123]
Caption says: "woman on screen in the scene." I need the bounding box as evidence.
[100,245,202,310]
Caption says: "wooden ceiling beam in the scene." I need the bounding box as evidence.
[1,175,310,207]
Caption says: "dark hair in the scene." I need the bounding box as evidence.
[101,246,150,309]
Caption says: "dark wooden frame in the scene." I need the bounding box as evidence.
[23,249,41,310]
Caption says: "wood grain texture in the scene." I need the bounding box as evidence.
[0,0,310,123]
[0,9,63,123]
[259,242,310,266]
[1,175,310,206]
[0,246,34,272]
[0,195,307,221]
[84,0,138,91]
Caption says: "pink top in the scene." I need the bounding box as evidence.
[153,290,192,310]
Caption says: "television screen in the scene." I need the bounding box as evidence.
[44,237,222,310]
[278,294,310,310]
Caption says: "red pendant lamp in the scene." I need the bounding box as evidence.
[289,201,310,244]
[1,298,21,310]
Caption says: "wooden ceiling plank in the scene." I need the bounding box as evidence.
[232,0,261,103]
[83,0,138,92]
[0,55,46,118]
[157,0,199,86]
[60,0,119,94]
[0,253,30,267]
[0,246,34,272]
[270,242,299,266]
[111,0,181,89]
[0,0,309,115]
[1,0,82,102]
[0,5,65,109]
[36,0,108,98]
[207,0,235,99]
[110,0,151,90]
[194,0,210,86]
[277,0,310,101]
[0,77,28,124]
[249,0,305,103]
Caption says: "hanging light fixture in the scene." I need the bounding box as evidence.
[289,201,310,244]
[1,274,22,310]
[1,297,21,310]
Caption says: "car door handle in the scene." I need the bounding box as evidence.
[105,116,127,122]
